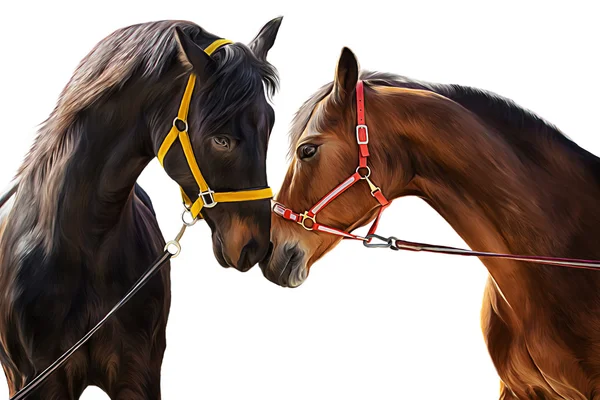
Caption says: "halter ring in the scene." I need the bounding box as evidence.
[356,166,371,179]
[297,212,316,231]
[164,240,182,258]
[181,208,198,226]
[172,117,188,132]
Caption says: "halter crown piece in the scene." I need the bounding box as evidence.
[157,38,273,222]
[273,80,391,241]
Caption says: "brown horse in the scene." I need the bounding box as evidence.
[0,18,281,399]
[261,47,600,399]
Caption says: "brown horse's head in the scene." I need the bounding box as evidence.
[260,47,427,287]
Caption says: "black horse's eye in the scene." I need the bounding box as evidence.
[213,136,230,150]
[297,144,319,160]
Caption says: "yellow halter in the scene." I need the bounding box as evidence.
[157,38,273,221]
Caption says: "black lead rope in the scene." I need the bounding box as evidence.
[9,250,172,400]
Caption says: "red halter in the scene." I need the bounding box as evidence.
[273,81,390,241]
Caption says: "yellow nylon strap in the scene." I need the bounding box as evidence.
[190,199,204,220]
[204,39,233,55]
[157,74,197,165]
[214,188,273,203]
[157,127,178,166]
[188,188,273,219]
[178,130,210,193]
[159,38,231,163]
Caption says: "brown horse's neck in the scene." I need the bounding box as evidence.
[374,88,600,314]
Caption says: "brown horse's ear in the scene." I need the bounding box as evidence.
[174,27,216,82]
[248,16,283,61]
[332,47,359,103]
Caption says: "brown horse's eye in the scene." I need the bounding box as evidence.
[298,144,319,160]
[213,136,230,150]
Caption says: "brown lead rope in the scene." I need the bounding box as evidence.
[364,234,600,271]
[9,225,187,400]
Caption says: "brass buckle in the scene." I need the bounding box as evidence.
[297,212,316,231]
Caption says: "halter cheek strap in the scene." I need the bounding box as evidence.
[273,80,390,241]
[157,38,273,220]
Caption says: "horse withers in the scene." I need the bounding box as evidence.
[0,18,281,399]
[262,47,600,399]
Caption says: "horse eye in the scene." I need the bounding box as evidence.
[213,136,230,149]
[298,144,319,160]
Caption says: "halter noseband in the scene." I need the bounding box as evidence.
[273,80,390,241]
[157,38,273,222]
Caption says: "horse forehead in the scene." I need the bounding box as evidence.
[296,97,329,145]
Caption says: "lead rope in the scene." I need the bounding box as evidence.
[9,224,188,400]
[363,234,600,271]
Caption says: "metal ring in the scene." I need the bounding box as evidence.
[172,117,188,132]
[181,209,198,226]
[297,212,316,231]
[164,240,181,258]
[356,166,371,179]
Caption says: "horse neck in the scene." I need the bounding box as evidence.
[14,75,185,254]
[376,94,600,311]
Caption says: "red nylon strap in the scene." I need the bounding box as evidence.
[273,202,364,240]
[367,203,390,237]
[372,189,389,206]
[308,172,362,216]
[356,81,369,168]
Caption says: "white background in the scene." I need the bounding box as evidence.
[0,1,598,399]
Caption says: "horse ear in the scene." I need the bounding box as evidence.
[332,47,359,103]
[174,27,216,82]
[248,16,283,61]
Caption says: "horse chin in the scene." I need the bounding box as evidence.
[287,263,309,288]
[212,233,234,269]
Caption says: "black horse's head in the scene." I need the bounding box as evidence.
[159,18,281,272]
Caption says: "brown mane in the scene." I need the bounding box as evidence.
[288,70,586,163]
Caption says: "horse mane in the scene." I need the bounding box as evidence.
[17,19,278,178]
[288,70,583,160]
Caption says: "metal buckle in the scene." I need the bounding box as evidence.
[297,212,316,231]
[199,189,217,208]
[173,117,188,132]
[356,124,369,145]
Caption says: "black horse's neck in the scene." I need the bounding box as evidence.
[15,71,187,256]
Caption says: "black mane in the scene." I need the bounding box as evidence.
[197,43,278,133]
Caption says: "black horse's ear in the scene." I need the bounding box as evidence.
[332,47,359,103]
[248,16,283,61]
[174,27,216,82]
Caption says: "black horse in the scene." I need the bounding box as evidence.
[0,17,281,399]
